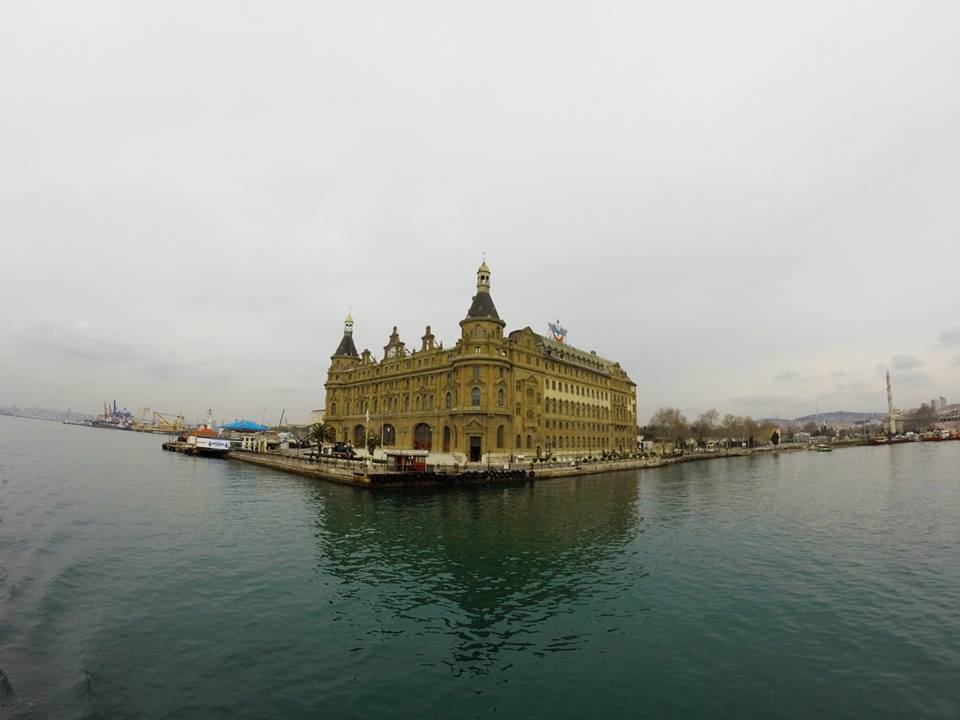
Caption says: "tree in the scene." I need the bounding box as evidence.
[649,407,690,448]
[909,403,937,431]
[638,424,659,441]
[690,408,720,447]
[309,422,335,456]
[366,431,381,456]
[802,421,818,434]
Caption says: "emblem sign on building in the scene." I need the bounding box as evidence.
[548,320,567,344]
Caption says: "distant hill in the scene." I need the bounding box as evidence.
[793,411,884,425]
[757,411,884,426]
[0,406,95,422]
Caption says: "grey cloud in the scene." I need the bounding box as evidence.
[889,354,923,370]
[730,394,798,408]
[938,327,960,347]
[2,1,960,422]
[17,320,137,364]
[895,371,932,387]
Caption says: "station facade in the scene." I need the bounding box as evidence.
[323,263,637,463]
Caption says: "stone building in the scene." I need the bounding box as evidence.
[323,263,637,464]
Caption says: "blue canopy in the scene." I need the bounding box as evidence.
[221,420,271,432]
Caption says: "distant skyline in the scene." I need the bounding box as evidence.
[3,1,959,424]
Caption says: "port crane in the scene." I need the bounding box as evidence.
[132,407,186,433]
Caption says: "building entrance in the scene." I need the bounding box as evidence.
[469,436,482,462]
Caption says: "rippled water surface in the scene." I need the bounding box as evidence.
[1,416,959,719]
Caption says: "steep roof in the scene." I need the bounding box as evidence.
[334,333,359,357]
[466,292,500,320]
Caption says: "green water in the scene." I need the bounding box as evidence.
[1,415,958,719]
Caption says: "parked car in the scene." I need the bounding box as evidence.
[329,442,356,459]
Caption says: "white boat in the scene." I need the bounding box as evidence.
[186,431,231,457]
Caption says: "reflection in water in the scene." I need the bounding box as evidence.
[310,476,643,676]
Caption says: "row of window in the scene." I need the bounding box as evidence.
[546,379,609,400]
[547,420,611,432]
[347,421,630,453]
[331,385,510,416]
[544,397,610,419]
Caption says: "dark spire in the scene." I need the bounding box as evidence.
[333,312,359,358]
[465,260,500,320]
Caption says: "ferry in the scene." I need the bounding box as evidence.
[184,429,231,457]
[163,428,231,457]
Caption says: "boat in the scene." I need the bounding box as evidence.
[91,400,134,430]
[814,444,832,452]
[183,428,231,457]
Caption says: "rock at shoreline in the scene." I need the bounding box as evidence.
[0,668,14,705]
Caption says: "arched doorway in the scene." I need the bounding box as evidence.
[382,424,396,447]
[443,426,451,452]
[413,423,432,451]
[354,425,366,447]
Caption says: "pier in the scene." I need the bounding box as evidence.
[224,444,805,489]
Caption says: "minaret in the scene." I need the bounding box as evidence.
[886,371,893,418]
[886,370,901,435]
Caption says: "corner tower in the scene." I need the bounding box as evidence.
[332,312,360,365]
[460,261,506,340]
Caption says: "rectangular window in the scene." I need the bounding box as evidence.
[473,366,480,379]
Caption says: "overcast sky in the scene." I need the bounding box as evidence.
[2,1,959,425]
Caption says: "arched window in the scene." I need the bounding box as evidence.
[526,387,534,399]
[382,424,396,446]
[497,387,504,406]
[403,396,409,412]
[414,423,432,450]
[526,434,532,448]
[331,402,337,415]
[345,401,351,415]
[443,426,451,452]
[516,434,521,447]
[496,425,504,448]
[354,425,365,447]
[471,387,481,407]
[445,392,452,409]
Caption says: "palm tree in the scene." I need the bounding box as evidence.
[309,422,335,458]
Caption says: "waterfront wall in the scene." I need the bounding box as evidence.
[227,444,807,488]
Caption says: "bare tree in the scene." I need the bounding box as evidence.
[649,407,690,448]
